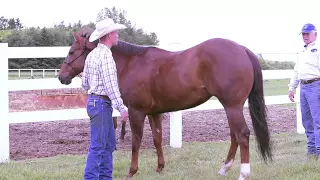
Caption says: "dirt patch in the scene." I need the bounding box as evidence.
[8,90,297,161]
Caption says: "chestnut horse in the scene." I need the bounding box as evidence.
[58,28,273,180]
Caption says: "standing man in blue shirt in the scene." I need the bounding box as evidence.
[289,23,320,160]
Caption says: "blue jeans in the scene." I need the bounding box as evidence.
[84,94,116,180]
[300,80,320,155]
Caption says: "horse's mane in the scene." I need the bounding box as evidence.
[78,27,152,56]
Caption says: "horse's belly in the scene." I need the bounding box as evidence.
[151,83,211,112]
[120,83,154,112]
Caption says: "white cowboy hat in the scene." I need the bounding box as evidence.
[89,18,127,42]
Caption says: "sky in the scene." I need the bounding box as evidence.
[1,0,319,61]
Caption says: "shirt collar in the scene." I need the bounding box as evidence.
[97,43,111,50]
[304,40,317,48]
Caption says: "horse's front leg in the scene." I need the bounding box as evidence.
[126,108,146,179]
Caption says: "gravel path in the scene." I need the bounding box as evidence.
[9,89,297,161]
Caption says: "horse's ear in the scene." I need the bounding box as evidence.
[72,32,81,42]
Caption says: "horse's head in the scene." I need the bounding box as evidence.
[58,28,97,85]
[58,27,152,85]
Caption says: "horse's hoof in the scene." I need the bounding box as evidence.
[218,165,231,176]
[125,173,133,180]
[218,168,228,176]
[238,172,249,180]
[156,165,164,173]
[218,159,233,176]
[127,169,137,179]
[156,167,162,173]
[125,176,131,180]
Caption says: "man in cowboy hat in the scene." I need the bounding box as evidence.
[288,23,320,161]
[81,18,129,179]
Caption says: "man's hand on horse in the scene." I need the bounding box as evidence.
[121,111,129,123]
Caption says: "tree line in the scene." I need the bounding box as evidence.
[0,7,160,69]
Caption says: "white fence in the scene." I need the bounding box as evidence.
[9,69,60,78]
[0,43,303,164]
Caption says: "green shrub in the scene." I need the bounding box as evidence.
[259,58,295,70]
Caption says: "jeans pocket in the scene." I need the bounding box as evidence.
[86,100,99,119]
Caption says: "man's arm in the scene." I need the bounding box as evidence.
[100,53,127,113]
[288,59,299,91]
[81,63,90,91]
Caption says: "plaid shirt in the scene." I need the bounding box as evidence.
[82,43,127,113]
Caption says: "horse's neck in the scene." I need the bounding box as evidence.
[113,54,129,68]
[113,48,180,71]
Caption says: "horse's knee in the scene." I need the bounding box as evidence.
[241,127,250,138]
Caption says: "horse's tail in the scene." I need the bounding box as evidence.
[245,47,273,163]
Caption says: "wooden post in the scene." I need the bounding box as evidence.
[170,111,182,148]
[296,85,304,134]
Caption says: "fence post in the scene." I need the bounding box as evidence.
[296,85,304,134]
[170,111,182,148]
[42,69,45,78]
[0,43,10,163]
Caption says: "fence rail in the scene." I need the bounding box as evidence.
[0,43,302,164]
[9,69,60,78]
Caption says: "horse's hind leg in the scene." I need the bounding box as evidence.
[218,130,238,176]
[113,117,118,150]
[148,113,165,173]
[224,106,250,180]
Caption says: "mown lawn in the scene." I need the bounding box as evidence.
[210,78,290,100]
[0,133,319,180]
[263,79,290,96]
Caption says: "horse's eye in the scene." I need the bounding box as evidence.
[69,51,74,55]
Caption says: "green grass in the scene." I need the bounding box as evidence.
[1,133,319,180]
[8,73,290,98]
[263,79,290,96]
[210,79,290,100]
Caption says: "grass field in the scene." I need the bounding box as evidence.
[263,79,290,96]
[8,72,291,98]
[208,78,290,100]
[0,133,318,180]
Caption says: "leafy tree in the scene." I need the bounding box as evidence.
[1,7,160,69]
[0,16,23,30]
[96,7,159,45]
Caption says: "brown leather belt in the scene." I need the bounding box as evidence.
[300,78,320,84]
[90,93,110,100]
